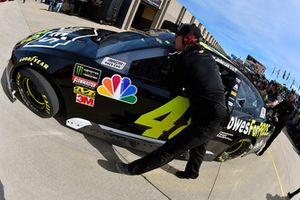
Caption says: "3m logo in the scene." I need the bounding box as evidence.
[76,94,95,107]
[75,65,84,76]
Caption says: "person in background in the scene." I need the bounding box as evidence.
[268,84,278,101]
[68,0,75,15]
[55,0,63,13]
[257,91,297,156]
[257,80,269,103]
[48,0,55,11]
[115,24,227,179]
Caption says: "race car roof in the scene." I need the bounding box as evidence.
[97,31,174,58]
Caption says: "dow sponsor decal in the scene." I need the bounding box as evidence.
[97,74,137,104]
[76,94,95,107]
[72,63,101,89]
[101,57,126,70]
[226,116,271,137]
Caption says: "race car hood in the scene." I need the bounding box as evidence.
[15,27,115,58]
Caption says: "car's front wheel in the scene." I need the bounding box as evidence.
[16,68,59,118]
[216,138,252,162]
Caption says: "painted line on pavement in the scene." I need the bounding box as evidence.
[268,149,285,196]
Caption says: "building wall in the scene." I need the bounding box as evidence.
[199,24,205,36]
[181,10,193,24]
[153,0,171,28]
[162,0,182,24]
[120,0,226,55]
[122,0,141,30]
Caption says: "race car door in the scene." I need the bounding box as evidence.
[127,53,192,141]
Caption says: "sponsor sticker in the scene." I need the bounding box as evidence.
[101,57,126,70]
[235,78,241,83]
[72,63,101,89]
[233,84,239,91]
[76,94,95,107]
[97,74,137,104]
[230,90,237,97]
[226,116,271,137]
[260,107,266,119]
[19,56,49,69]
[73,86,96,98]
[212,56,237,72]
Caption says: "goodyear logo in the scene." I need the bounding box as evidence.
[19,56,49,69]
[73,86,96,98]
[226,116,271,137]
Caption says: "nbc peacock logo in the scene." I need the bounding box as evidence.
[97,74,137,104]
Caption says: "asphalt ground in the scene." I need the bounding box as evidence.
[0,1,299,199]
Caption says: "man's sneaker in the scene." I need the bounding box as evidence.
[175,171,198,179]
[256,150,264,156]
[115,162,132,175]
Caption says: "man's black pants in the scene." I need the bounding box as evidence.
[260,123,285,154]
[127,120,223,176]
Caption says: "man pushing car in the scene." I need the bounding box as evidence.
[116,23,227,179]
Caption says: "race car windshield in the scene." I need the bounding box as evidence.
[96,31,174,58]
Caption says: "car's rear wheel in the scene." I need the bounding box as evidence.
[16,68,59,118]
[216,138,252,162]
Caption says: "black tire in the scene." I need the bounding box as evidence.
[216,138,252,162]
[16,68,59,118]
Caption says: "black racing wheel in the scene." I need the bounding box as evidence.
[16,68,59,118]
[216,138,252,162]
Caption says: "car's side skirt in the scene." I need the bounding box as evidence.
[66,117,223,161]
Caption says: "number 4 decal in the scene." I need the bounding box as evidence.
[135,96,191,139]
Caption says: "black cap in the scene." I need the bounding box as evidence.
[176,23,202,41]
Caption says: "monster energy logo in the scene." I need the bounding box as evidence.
[75,64,85,76]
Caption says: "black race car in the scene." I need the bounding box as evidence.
[1,27,274,161]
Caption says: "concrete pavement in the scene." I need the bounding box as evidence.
[0,1,299,199]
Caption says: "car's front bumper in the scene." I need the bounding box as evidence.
[1,61,17,102]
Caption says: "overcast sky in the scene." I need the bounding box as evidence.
[178,0,300,90]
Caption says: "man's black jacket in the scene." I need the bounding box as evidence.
[170,45,227,123]
[273,99,296,125]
